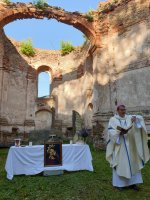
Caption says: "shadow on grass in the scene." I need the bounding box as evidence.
[0,148,150,200]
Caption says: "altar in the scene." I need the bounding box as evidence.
[5,144,93,180]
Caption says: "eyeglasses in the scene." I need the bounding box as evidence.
[119,109,126,111]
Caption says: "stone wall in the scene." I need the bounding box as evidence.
[0,29,36,145]
[13,38,93,130]
[0,29,93,146]
[92,0,150,140]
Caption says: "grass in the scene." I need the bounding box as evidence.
[0,147,150,200]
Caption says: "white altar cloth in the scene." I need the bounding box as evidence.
[5,144,93,180]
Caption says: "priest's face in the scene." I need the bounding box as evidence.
[117,106,126,117]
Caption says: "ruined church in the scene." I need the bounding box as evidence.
[0,0,150,147]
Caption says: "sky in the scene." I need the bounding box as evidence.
[4,0,104,97]
[38,72,50,97]
[4,0,104,50]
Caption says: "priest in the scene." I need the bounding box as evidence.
[106,105,150,190]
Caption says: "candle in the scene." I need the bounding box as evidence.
[70,140,73,144]
[29,142,32,146]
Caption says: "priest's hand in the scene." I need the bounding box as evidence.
[120,129,128,135]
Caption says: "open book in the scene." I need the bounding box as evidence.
[117,125,133,134]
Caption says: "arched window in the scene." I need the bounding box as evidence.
[88,103,93,111]
[38,72,51,98]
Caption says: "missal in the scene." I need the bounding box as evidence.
[117,125,133,134]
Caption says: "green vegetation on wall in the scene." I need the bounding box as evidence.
[60,41,75,56]
[3,0,11,4]
[33,0,48,9]
[85,9,94,22]
[20,39,35,57]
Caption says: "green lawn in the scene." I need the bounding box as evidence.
[0,147,150,200]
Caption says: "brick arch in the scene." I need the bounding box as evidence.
[37,65,53,80]
[0,2,97,46]
[35,108,52,114]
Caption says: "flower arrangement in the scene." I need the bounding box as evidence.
[77,128,90,144]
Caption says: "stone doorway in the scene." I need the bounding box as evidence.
[35,110,52,130]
